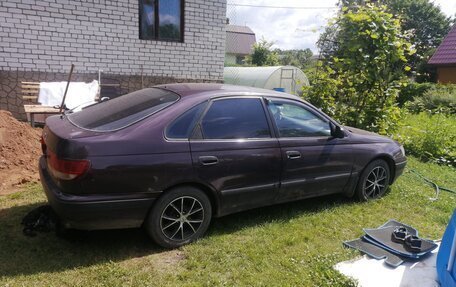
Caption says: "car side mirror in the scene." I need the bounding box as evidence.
[330,123,345,138]
[100,97,110,102]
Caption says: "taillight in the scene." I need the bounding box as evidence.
[47,150,90,180]
[40,135,46,155]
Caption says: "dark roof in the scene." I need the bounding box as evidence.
[226,25,254,34]
[226,25,256,56]
[429,24,456,65]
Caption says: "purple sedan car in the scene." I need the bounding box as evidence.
[39,83,406,248]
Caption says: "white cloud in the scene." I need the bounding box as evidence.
[433,0,456,18]
[227,0,456,53]
[160,14,178,25]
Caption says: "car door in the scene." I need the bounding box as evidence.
[189,97,282,215]
[266,98,353,201]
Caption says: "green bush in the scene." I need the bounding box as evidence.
[405,84,456,115]
[303,4,413,136]
[393,111,456,166]
[397,82,433,106]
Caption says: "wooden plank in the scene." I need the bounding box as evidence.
[21,90,39,94]
[21,85,40,89]
[21,81,39,103]
[21,82,40,85]
[23,96,38,100]
[24,105,60,114]
[22,83,59,125]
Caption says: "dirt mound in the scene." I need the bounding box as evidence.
[0,110,42,195]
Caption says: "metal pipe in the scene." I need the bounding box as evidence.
[59,64,75,114]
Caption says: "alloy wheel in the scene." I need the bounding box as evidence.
[160,196,204,241]
[364,166,388,199]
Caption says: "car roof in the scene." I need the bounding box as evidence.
[155,83,301,100]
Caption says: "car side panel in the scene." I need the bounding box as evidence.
[341,137,406,197]
[190,139,282,216]
[84,152,195,195]
[277,137,354,200]
[48,140,196,196]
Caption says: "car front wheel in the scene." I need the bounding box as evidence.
[145,186,212,249]
[356,159,391,201]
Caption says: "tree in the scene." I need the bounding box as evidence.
[384,0,452,82]
[246,39,279,66]
[275,49,313,70]
[304,4,414,134]
[335,0,452,82]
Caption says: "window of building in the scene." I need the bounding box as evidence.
[139,0,183,42]
[201,98,271,139]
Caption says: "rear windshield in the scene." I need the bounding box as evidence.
[68,88,179,131]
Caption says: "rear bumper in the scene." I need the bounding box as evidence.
[39,156,156,230]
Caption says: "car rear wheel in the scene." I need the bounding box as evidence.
[356,159,390,201]
[145,186,212,249]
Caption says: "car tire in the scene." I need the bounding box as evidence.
[356,159,391,201]
[145,186,212,249]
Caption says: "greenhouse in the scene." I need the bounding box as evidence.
[223,66,309,95]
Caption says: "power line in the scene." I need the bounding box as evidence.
[227,3,338,10]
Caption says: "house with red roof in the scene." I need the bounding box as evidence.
[428,24,456,83]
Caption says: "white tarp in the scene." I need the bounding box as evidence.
[335,243,440,287]
[38,80,99,109]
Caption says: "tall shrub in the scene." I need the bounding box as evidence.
[303,4,414,135]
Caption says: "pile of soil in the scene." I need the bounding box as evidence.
[0,110,42,195]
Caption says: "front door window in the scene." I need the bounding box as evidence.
[267,100,331,138]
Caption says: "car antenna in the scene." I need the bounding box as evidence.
[59,63,75,116]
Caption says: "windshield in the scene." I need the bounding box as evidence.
[68,88,179,132]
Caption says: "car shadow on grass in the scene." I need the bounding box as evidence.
[0,194,355,277]
[209,194,356,237]
[0,202,163,277]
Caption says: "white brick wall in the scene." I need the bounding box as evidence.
[0,0,226,81]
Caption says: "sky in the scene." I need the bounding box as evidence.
[226,0,456,53]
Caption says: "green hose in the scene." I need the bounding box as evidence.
[407,168,456,201]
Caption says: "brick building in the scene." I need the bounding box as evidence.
[0,0,226,120]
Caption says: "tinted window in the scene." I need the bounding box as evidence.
[68,88,179,132]
[166,102,206,139]
[201,98,270,139]
[267,100,331,137]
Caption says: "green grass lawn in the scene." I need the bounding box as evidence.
[1,157,455,286]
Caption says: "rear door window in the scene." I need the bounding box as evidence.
[200,98,271,139]
[68,88,179,131]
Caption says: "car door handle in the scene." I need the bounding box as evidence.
[286,151,301,159]
[199,156,219,166]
